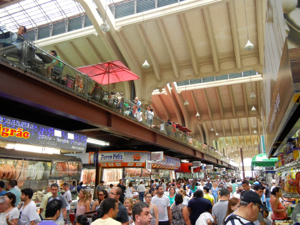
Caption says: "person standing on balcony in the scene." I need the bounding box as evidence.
[46,50,63,80]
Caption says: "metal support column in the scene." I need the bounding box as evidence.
[240,148,245,179]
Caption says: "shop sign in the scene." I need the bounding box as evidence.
[152,156,180,170]
[98,152,124,163]
[0,115,87,152]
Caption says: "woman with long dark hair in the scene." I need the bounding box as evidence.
[92,190,108,211]
[171,193,191,225]
[4,192,19,225]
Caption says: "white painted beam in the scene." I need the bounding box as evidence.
[84,37,104,62]
[202,8,219,73]
[178,13,198,76]
[228,85,236,117]
[228,1,241,69]
[215,87,224,118]
[230,119,235,136]
[157,20,179,79]
[69,41,89,65]
[191,90,201,121]
[242,83,249,116]
[165,84,183,124]
[202,89,212,119]
[157,95,170,120]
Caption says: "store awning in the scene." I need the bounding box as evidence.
[251,153,278,167]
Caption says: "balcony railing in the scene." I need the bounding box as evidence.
[0,33,233,166]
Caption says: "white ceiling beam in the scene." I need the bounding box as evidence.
[256,81,261,116]
[202,8,219,73]
[202,89,212,119]
[157,20,179,79]
[215,87,224,118]
[242,83,249,116]
[136,24,161,82]
[221,120,226,136]
[191,90,201,121]
[228,1,241,69]
[165,84,183,124]
[248,117,252,135]
[69,41,89,65]
[230,119,234,136]
[178,13,198,76]
[228,85,236,117]
[236,136,240,145]
[84,37,104,62]
[157,95,170,120]
[250,135,254,146]
[243,136,246,145]
[171,82,190,128]
[258,119,261,135]
[239,118,243,135]
[230,136,234,145]
[53,45,72,66]
[256,0,264,66]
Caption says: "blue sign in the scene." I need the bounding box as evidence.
[0,115,87,152]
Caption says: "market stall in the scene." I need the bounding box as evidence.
[88,151,180,189]
[251,153,278,182]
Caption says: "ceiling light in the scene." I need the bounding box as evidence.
[142,60,150,69]
[250,92,256,98]
[196,112,200,117]
[255,141,257,144]
[245,40,254,50]
[216,132,219,136]
[226,143,228,146]
[253,130,257,134]
[87,138,109,146]
[184,100,189,106]
[5,143,60,154]
[211,128,214,132]
[251,106,256,111]
[181,159,189,163]
[100,21,110,32]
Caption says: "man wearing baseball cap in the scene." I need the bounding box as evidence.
[224,191,262,225]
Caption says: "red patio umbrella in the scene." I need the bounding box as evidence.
[77,60,140,92]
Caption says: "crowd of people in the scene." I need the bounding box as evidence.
[0,176,287,225]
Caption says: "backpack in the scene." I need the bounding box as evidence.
[224,214,255,225]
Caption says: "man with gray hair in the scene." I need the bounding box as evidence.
[0,196,9,225]
[132,202,152,225]
[224,191,262,225]
[212,189,230,225]
[226,184,233,199]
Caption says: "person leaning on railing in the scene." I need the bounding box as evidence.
[46,50,63,79]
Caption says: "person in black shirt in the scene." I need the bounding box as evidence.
[263,182,272,212]
[117,179,126,204]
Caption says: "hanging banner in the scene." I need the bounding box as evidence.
[145,160,151,172]
[0,114,87,152]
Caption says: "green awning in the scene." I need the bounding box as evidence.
[251,153,278,167]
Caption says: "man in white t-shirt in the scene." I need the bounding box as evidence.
[18,188,39,225]
[196,212,214,225]
[63,183,72,221]
[91,198,121,225]
[137,181,146,202]
[151,185,172,225]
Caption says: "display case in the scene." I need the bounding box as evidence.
[0,149,82,204]
[151,169,175,183]
[124,168,151,188]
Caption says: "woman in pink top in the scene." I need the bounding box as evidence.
[76,189,90,217]
[270,187,287,220]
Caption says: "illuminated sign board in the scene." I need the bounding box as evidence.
[0,115,87,152]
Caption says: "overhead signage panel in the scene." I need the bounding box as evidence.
[0,114,87,152]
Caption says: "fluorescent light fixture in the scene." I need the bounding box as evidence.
[181,159,189,163]
[87,138,109,146]
[68,133,74,140]
[5,143,60,154]
[54,130,62,137]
